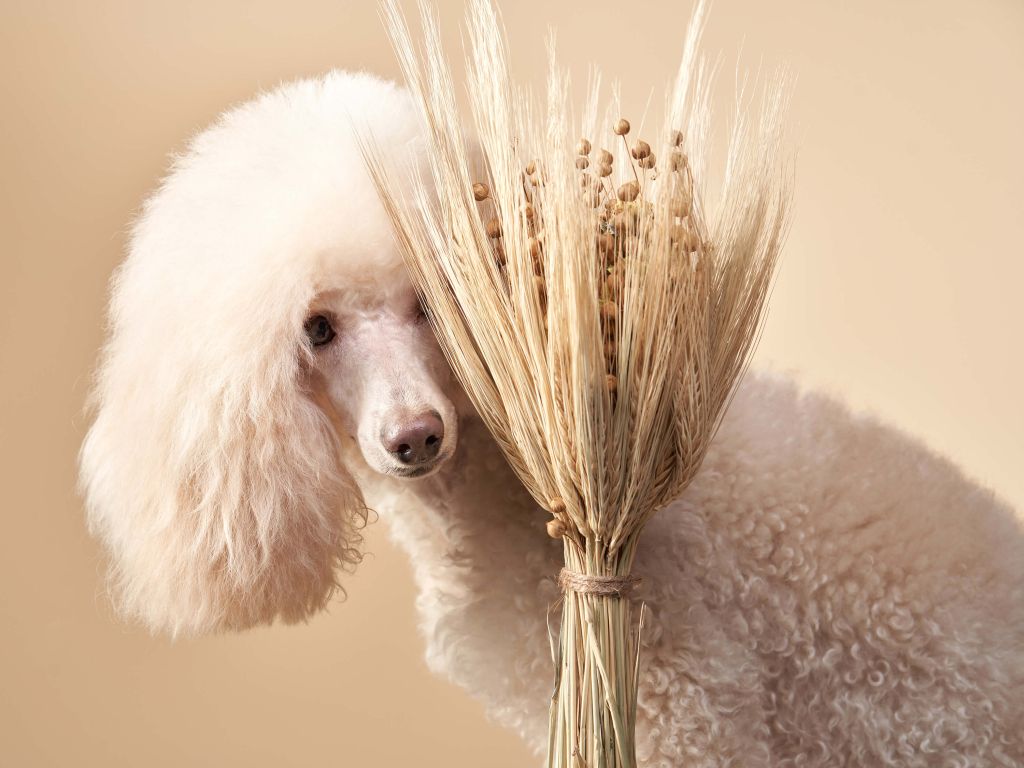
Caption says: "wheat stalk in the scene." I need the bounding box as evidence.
[365,0,790,763]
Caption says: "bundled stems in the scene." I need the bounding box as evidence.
[552,541,644,767]
[365,0,791,765]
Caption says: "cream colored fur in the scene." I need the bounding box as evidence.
[80,72,1024,765]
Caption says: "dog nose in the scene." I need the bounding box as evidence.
[382,411,445,465]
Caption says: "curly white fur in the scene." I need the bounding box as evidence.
[80,72,1024,765]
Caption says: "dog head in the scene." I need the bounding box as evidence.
[79,71,459,636]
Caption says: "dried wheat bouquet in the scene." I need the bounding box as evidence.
[366,0,790,764]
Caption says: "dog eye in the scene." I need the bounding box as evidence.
[304,314,336,347]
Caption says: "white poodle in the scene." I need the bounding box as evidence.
[80,71,1024,766]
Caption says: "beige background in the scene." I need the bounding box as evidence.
[1,0,1021,765]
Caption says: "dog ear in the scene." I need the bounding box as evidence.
[79,155,367,640]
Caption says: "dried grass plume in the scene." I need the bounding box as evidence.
[366,0,791,764]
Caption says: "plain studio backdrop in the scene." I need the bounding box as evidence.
[1,0,1021,765]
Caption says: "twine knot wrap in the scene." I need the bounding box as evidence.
[558,568,642,597]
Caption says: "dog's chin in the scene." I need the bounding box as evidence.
[370,451,453,480]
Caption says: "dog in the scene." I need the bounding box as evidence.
[80,71,1024,766]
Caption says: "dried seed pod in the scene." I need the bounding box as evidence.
[669,151,688,172]
[472,182,490,202]
[638,153,656,170]
[525,160,537,175]
[617,181,640,202]
[494,241,507,266]
[631,140,651,160]
[613,118,631,136]
[597,162,613,178]
[598,149,614,165]
[546,518,567,538]
[530,237,543,260]
[531,249,544,275]
[605,373,618,395]
[670,195,691,218]
[604,338,617,360]
[599,299,617,323]
[577,138,592,156]
[597,233,615,258]
[671,223,700,251]
[575,156,590,170]
[523,203,535,222]
[534,275,547,302]
[549,498,567,515]
[605,270,624,294]
[485,217,502,238]
[670,129,684,147]
[602,314,617,338]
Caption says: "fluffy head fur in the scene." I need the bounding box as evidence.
[79,71,451,636]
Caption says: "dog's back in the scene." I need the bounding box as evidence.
[387,371,1024,765]
[631,372,1023,765]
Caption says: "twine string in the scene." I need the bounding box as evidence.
[558,568,641,597]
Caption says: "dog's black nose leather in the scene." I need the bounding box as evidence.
[383,412,444,464]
